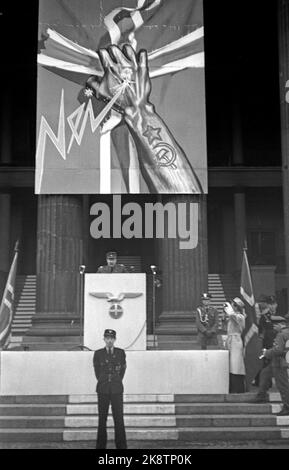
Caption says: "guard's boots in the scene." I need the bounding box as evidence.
[276,406,289,416]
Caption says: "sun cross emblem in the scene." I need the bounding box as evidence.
[89,292,143,319]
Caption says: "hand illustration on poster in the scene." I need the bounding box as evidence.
[35,0,207,194]
[86,44,203,193]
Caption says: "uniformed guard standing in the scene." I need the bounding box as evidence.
[195,293,219,350]
[250,315,289,416]
[93,329,127,449]
[254,295,280,387]
[97,251,128,273]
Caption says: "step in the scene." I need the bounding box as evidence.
[18,344,83,351]
[0,396,69,405]
[174,403,273,415]
[156,335,197,341]
[63,428,178,441]
[0,429,64,442]
[68,394,174,404]
[158,314,194,320]
[66,404,175,415]
[0,416,65,428]
[157,343,200,350]
[175,414,279,427]
[156,327,197,333]
[13,314,34,319]
[178,427,283,441]
[12,320,32,324]
[65,415,177,428]
[0,405,67,416]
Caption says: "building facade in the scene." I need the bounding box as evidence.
[0,1,288,347]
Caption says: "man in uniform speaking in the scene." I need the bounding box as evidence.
[93,329,127,449]
[97,251,128,273]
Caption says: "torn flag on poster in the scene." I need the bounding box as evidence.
[36,0,207,194]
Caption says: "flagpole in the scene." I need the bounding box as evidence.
[14,240,20,254]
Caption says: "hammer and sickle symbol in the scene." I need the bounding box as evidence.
[153,143,177,169]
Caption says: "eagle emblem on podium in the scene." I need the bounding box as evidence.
[89,292,143,319]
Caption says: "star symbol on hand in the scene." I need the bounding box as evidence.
[143,125,162,145]
[84,87,94,98]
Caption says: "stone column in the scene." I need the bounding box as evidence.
[0,195,11,295]
[25,195,84,348]
[0,85,12,295]
[36,195,83,313]
[0,83,12,164]
[234,190,247,270]
[278,0,289,306]
[157,195,208,313]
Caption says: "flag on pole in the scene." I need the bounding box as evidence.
[240,249,262,390]
[0,243,19,350]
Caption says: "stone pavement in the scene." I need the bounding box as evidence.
[1,440,289,449]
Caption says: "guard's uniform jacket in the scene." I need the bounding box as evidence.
[93,347,126,393]
[265,326,289,368]
[257,326,289,409]
[97,264,127,273]
[259,314,277,349]
[93,347,127,449]
[195,306,219,349]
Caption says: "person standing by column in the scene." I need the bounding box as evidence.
[195,293,219,350]
[223,298,246,393]
[93,329,127,449]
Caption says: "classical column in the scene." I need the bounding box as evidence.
[0,83,12,164]
[157,195,208,313]
[0,195,11,295]
[25,195,84,348]
[234,190,246,270]
[0,85,12,295]
[278,0,289,305]
[36,195,83,313]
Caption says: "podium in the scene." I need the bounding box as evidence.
[84,273,146,350]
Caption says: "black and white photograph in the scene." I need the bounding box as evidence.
[0,0,289,455]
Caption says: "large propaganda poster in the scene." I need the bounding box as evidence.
[36,0,207,194]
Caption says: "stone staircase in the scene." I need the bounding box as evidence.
[155,312,199,350]
[0,393,288,444]
[155,273,239,350]
[10,275,36,348]
[208,273,239,311]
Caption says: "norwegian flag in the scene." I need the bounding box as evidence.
[240,249,262,390]
[0,243,19,350]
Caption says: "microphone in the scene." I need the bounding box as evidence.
[150,265,157,275]
[79,265,86,274]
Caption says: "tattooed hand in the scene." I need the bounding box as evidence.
[86,44,203,193]
[86,44,152,119]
